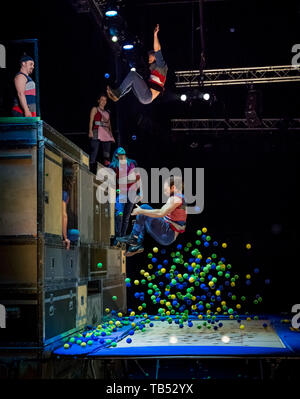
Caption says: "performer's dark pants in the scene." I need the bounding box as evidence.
[89,137,112,172]
[115,193,135,238]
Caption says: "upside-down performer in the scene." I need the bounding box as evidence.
[117,176,187,257]
[107,24,168,105]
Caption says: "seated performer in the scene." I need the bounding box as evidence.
[107,24,168,105]
[117,176,186,257]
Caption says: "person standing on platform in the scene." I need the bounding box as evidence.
[12,54,36,117]
[89,93,115,174]
[62,172,73,251]
[117,176,187,257]
[107,24,168,105]
[109,147,141,246]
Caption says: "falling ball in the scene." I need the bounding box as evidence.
[222,243,227,248]
[97,262,103,268]
[246,274,251,279]
[240,325,245,330]
[81,342,87,347]
[202,227,207,233]
[126,338,132,344]
[64,344,70,349]
[134,280,139,285]
[153,247,159,253]
[246,243,251,249]
[112,296,117,301]
[105,308,110,313]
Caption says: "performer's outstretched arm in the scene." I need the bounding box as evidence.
[153,24,161,52]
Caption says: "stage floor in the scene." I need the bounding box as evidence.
[53,315,300,358]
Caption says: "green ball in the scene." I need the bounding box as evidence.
[253,300,258,305]
[111,342,117,347]
[195,240,201,245]
[87,340,93,345]
[69,337,75,343]
[187,242,192,248]
[76,339,82,345]
[125,278,131,283]
[227,264,232,269]
[232,295,236,301]
[196,230,202,236]
[97,262,103,268]
[228,308,234,314]
[148,289,153,295]
[147,253,153,258]
[206,235,211,241]
[225,273,230,278]
[141,279,146,285]
[112,296,117,301]
[241,296,246,301]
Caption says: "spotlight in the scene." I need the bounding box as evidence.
[221,335,230,344]
[203,93,210,101]
[105,4,118,17]
[123,43,134,50]
[130,67,136,72]
[111,35,118,42]
[180,94,187,102]
[169,335,178,344]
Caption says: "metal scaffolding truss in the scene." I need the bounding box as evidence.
[175,65,300,87]
[171,118,300,132]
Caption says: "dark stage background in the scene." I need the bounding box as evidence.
[0,0,300,314]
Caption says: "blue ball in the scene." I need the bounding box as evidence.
[246,280,251,286]
[218,323,223,328]
[126,283,131,287]
[177,244,182,250]
[265,279,270,285]
[149,323,154,327]
[129,330,135,335]
[100,338,105,344]
[104,73,110,79]
[204,242,209,247]
[213,326,218,331]
[163,259,168,265]
[101,332,106,336]
[126,338,132,344]
[213,241,218,246]
[134,292,140,298]
[188,322,193,327]
[157,264,162,270]
[254,268,260,274]
[201,235,206,240]
[152,257,157,263]
[161,249,166,254]
[179,324,184,328]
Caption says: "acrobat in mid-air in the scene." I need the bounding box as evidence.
[107,24,168,105]
[117,176,187,257]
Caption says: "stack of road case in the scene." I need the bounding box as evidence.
[0,118,126,350]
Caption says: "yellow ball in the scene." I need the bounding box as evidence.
[192,305,197,310]
[147,276,152,281]
[138,306,143,311]
[144,272,149,278]
[217,307,221,312]
[154,316,160,320]
[140,269,145,275]
[81,342,86,347]
[64,344,70,349]
[246,243,251,249]
[197,254,203,260]
[109,320,114,325]
[221,301,226,306]
[166,311,170,316]
[148,264,153,269]
[171,294,176,300]
[246,274,251,279]
[206,310,211,314]
[144,314,148,318]
[161,268,166,274]
[118,313,122,318]
[134,280,140,285]
[166,302,171,307]
[189,277,195,283]
[231,282,235,287]
[160,300,165,305]
[131,322,136,327]
[97,325,102,330]
[236,304,241,309]
[208,281,214,287]
[215,290,221,296]
[240,325,245,330]
[177,274,182,279]
[229,315,234,319]
[191,262,196,268]
[222,243,227,248]
[130,311,135,317]
[246,317,251,321]
[105,308,110,313]
[115,321,121,326]
[198,315,203,319]
[153,247,159,253]
[202,227,207,233]
[192,296,196,301]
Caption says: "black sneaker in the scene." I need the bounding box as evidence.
[116,234,138,246]
[126,244,144,257]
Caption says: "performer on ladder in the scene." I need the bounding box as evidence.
[107,24,168,105]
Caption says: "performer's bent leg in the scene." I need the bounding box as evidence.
[145,217,176,246]
[108,71,153,105]
[131,204,153,243]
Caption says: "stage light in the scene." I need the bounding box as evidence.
[105,5,118,17]
[169,335,178,344]
[203,93,210,101]
[130,67,136,72]
[104,73,110,79]
[180,94,187,102]
[123,43,134,50]
[221,335,230,344]
[111,35,118,42]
